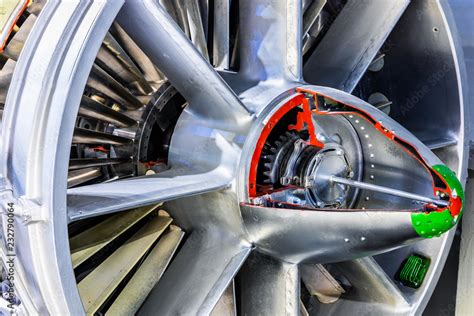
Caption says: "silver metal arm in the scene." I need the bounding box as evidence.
[329,176,449,207]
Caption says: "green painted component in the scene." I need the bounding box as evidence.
[411,209,454,238]
[433,164,465,217]
[411,164,464,238]
[397,254,431,288]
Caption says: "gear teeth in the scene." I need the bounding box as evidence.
[259,130,301,184]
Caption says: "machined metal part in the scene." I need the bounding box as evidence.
[0,0,469,315]
[330,176,449,207]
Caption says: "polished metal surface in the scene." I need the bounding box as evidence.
[0,0,469,315]
[68,157,131,171]
[67,167,102,188]
[330,176,449,207]
[78,95,137,128]
[73,127,132,145]
[88,64,143,110]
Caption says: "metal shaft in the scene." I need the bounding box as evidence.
[330,176,449,207]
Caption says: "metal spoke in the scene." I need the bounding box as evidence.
[68,168,102,188]
[67,166,232,222]
[97,33,154,95]
[304,0,409,92]
[302,0,326,54]
[68,157,131,171]
[302,0,326,36]
[239,0,302,82]
[240,203,421,263]
[213,0,230,69]
[72,127,132,145]
[240,252,299,315]
[87,64,143,110]
[109,22,164,88]
[138,229,251,315]
[174,0,209,60]
[117,0,251,127]
[78,95,137,127]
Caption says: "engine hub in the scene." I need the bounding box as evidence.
[250,91,359,209]
[262,131,352,208]
[304,144,351,207]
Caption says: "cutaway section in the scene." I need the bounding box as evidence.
[329,176,448,207]
[246,87,462,245]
